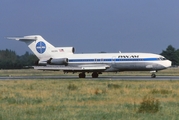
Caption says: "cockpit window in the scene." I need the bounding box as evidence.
[159,57,167,60]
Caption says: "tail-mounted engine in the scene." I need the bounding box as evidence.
[55,47,75,53]
[47,58,68,65]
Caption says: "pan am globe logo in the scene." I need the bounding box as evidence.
[36,41,46,54]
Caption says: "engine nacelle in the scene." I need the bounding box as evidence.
[56,47,75,53]
[47,58,68,65]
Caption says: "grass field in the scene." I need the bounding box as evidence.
[0,68,179,120]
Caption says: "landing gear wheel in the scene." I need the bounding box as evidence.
[79,72,86,78]
[92,72,99,78]
[151,73,156,78]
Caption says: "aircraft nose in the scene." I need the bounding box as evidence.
[165,60,172,68]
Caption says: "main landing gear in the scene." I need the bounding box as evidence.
[79,72,86,78]
[78,72,99,78]
[92,72,99,78]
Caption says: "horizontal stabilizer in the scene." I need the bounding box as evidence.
[7,36,37,41]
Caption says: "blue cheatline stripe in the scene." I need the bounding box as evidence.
[68,58,159,62]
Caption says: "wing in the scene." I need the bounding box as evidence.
[33,64,110,72]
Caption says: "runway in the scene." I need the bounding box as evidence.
[0,75,178,80]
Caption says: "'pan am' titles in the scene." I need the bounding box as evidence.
[118,55,139,58]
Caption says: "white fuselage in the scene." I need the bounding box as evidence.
[52,52,171,72]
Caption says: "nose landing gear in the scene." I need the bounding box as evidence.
[151,73,156,78]
[150,71,157,78]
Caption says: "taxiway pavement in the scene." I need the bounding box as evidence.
[0,75,178,80]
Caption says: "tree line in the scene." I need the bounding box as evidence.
[160,45,179,66]
[0,49,38,69]
[0,45,178,69]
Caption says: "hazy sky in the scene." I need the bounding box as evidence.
[1,0,179,55]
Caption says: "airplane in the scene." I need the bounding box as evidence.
[8,35,171,78]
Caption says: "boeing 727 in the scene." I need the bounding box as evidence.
[8,35,171,78]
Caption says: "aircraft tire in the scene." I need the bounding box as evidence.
[79,73,86,78]
[92,72,99,78]
[151,73,156,78]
